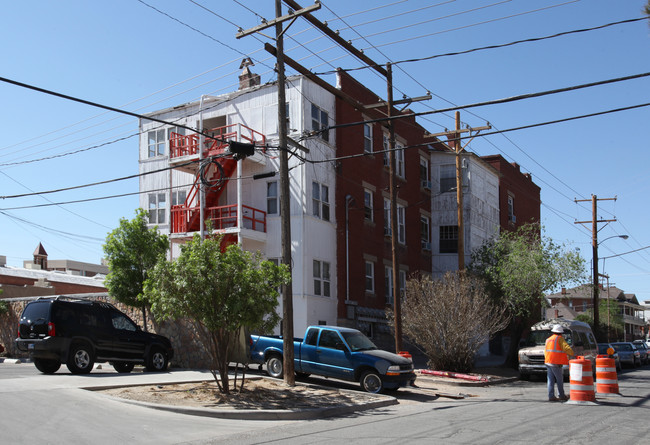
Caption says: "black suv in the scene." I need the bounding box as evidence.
[15,297,174,374]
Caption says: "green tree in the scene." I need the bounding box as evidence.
[469,223,586,367]
[144,234,290,394]
[576,298,624,342]
[392,272,509,373]
[645,1,650,15]
[103,208,169,330]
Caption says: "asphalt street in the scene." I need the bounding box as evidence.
[1,361,649,444]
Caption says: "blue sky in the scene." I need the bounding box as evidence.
[1,0,649,302]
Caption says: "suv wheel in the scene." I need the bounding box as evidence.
[146,348,168,372]
[67,343,94,374]
[360,370,384,394]
[112,361,135,373]
[34,358,61,374]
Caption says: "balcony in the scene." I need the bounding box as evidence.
[171,203,266,236]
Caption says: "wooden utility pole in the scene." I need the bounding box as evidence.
[427,114,489,271]
[575,195,617,341]
[237,0,320,387]
[386,63,402,353]
[454,112,465,270]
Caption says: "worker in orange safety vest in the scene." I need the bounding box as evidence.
[544,324,574,402]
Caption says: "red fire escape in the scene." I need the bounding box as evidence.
[168,123,267,248]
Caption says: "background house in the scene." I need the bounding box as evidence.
[0,244,107,299]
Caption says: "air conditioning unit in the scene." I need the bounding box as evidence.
[421,241,431,251]
[384,227,392,237]
[510,215,517,223]
[421,180,432,190]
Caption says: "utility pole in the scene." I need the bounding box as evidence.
[386,63,402,353]
[427,114,489,271]
[454,112,465,270]
[237,0,319,387]
[575,194,617,341]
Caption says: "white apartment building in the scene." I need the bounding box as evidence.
[138,71,338,335]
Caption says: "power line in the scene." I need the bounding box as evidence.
[314,17,649,75]
[316,71,650,133]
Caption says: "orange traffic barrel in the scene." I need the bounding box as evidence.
[595,354,619,394]
[569,356,596,403]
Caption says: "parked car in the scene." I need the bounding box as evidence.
[610,342,640,368]
[632,340,649,365]
[250,325,416,393]
[15,296,173,374]
[518,319,598,380]
[598,343,622,372]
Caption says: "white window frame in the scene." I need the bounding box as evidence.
[385,266,393,305]
[440,164,456,193]
[365,261,375,293]
[397,204,406,244]
[311,104,329,142]
[313,259,331,297]
[363,123,373,153]
[363,188,374,222]
[171,189,187,207]
[312,182,330,221]
[267,181,279,215]
[420,157,431,189]
[148,128,166,158]
[148,193,166,225]
[421,215,431,250]
[396,143,405,178]
[383,198,391,236]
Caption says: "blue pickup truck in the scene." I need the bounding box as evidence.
[250,325,416,393]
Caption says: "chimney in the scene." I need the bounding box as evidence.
[238,57,260,90]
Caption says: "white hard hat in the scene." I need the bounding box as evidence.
[552,325,564,334]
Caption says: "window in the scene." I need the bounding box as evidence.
[440,225,459,254]
[383,198,391,236]
[383,134,390,167]
[365,261,375,293]
[313,259,331,297]
[148,193,166,225]
[363,123,373,153]
[363,189,374,221]
[507,194,515,223]
[397,204,405,244]
[384,268,406,305]
[440,164,456,193]
[420,157,431,189]
[147,128,166,158]
[171,190,187,207]
[421,216,431,250]
[267,181,278,215]
[312,182,330,221]
[396,144,404,178]
[382,135,404,177]
[319,330,345,350]
[385,266,393,304]
[311,104,329,142]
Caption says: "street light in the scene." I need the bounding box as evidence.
[593,234,628,340]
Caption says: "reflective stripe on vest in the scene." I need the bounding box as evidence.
[545,334,569,365]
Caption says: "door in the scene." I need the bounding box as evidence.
[310,329,354,380]
[109,310,147,360]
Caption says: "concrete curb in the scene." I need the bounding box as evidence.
[0,358,23,364]
[416,372,518,387]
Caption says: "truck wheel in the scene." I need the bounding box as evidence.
[34,358,61,374]
[360,370,383,393]
[266,354,283,379]
[66,343,94,374]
